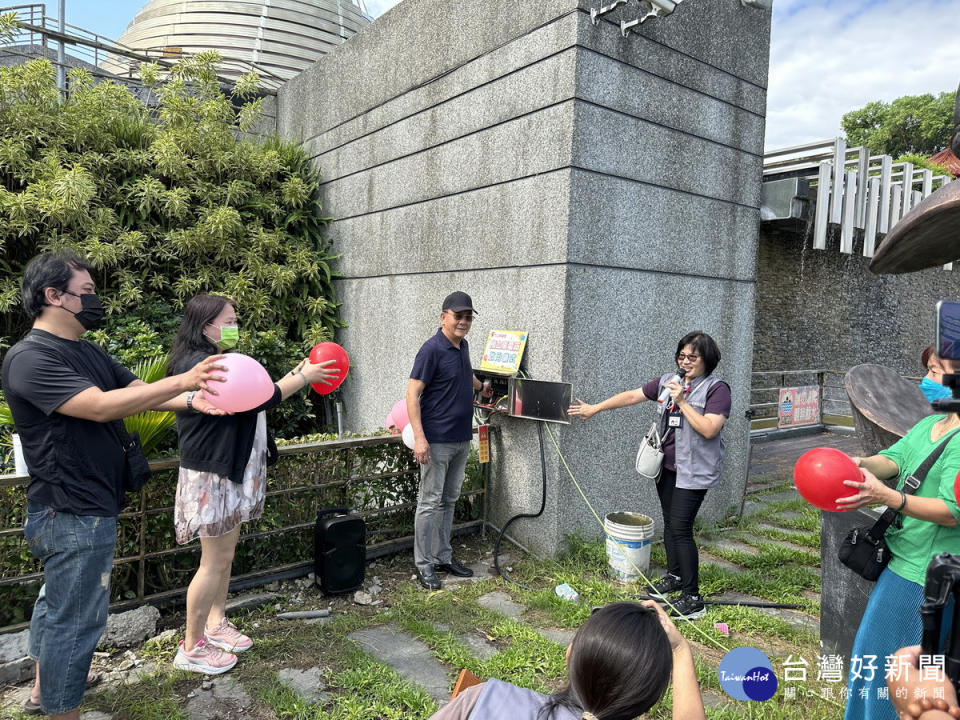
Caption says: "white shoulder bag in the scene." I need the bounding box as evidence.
[635,421,664,480]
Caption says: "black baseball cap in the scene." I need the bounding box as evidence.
[442,291,477,314]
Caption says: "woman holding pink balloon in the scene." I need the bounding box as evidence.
[836,400,960,720]
[166,294,341,675]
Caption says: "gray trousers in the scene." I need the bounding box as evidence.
[414,441,470,573]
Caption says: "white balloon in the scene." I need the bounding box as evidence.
[402,423,415,450]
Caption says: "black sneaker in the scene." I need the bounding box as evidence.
[648,574,682,600]
[415,566,442,590]
[668,593,706,620]
[436,558,474,577]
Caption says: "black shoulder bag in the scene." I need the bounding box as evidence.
[838,427,960,581]
[113,423,153,493]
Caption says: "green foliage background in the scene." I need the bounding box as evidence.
[0,33,344,454]
[841,90,955,160]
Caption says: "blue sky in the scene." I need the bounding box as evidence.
[57,0,960,150]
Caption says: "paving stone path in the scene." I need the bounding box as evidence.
[0,432,846,718]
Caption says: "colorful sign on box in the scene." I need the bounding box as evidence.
[480,330,527,374]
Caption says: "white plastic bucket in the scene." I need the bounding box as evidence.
[605,512,654,583]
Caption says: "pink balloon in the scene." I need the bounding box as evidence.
[391,399,410,432]
[385,411,400,434]
[201,353,275,413]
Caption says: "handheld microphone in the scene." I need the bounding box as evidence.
[657,368,687,404]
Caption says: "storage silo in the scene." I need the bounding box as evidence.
[113,0,371,84]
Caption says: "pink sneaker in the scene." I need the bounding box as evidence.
[173,638,237,675]
[204,618,253,653]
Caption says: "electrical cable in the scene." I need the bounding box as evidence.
[635,595,804,610]
[493,420,548,592]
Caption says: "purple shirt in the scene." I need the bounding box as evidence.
[641,376,731,470]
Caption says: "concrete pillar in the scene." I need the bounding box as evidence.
[277,0,771,556]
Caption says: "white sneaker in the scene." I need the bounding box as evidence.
[173,637,237,675]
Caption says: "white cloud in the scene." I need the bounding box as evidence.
[363,0,403,18]
[766,0,960,150]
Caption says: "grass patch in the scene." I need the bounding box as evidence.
[86,670,189,720]
[60,491,832,720]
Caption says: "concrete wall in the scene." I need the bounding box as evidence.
[755,228,960,377]
[277,0,771,556]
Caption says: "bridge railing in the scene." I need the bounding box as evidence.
[749,368,852,433]
[762,138,956,262]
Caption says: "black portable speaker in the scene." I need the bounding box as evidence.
[314,508,365,594]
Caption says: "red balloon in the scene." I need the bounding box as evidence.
[793,447,860,512]
[308,342,350,395]
[954,470,960,509]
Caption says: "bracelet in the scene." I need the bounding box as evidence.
[292,370,308,389]
[186,391,196,412]
[895,490,907,513]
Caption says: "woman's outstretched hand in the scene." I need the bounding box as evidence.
[300,357,341,386]
[568,399,598,420]
[835,466,899,510]
[190,393,231,416]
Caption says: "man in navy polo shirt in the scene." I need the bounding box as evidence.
[406,291,491,590]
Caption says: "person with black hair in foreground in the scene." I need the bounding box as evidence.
[428,600,705,720]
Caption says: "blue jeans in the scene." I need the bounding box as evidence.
[414,441,470,574]
[24,502,116,715]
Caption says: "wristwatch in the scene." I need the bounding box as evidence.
[186,391,197,412]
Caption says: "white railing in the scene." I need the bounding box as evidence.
[1,3,286,93]
[763,139,956,265]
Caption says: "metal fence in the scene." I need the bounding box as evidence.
[762,138,956,260]
[0,3,285,93]
[749,368,853,432]
[0,435,486,634]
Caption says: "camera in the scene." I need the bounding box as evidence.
[920,554,960,691]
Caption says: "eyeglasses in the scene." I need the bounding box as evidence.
[446,311,473,322]
[677,353,700,362]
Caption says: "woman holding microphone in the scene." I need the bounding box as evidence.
[569,332,730,620]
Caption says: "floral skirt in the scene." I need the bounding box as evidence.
[174,413,268,544]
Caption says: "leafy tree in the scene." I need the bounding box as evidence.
[842,90,955,158]
[894,153,951,177]
[0,35,343,448]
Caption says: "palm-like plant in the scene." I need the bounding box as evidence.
[124,355,176,457]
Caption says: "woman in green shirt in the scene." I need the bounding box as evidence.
[836,409,960,720]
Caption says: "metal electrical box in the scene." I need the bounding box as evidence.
[507,377,573,424]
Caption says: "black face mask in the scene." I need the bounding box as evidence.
[61,291,105,331]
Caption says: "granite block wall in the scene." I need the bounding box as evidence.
[755,228,960,378]
[277,0,772,555]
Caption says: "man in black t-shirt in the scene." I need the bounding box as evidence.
[1,252,225,719]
